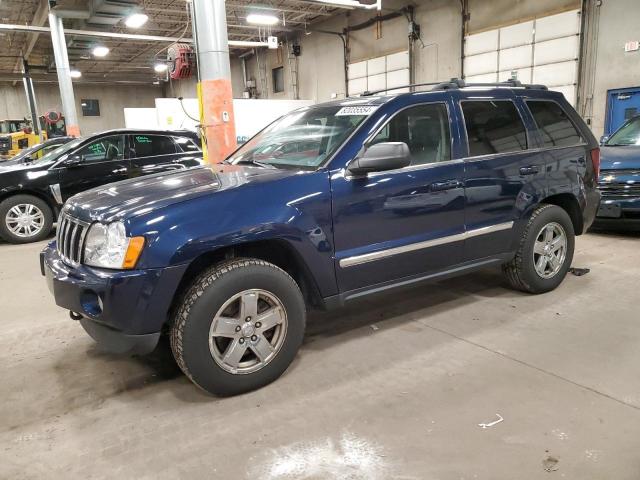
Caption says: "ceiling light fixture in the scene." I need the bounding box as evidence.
[92,46,110,57]
[70,70,82,79]
[246,13,279,26]
[125,13,148,28]
[154,63,168,73]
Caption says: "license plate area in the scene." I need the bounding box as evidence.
[597,202,622,218]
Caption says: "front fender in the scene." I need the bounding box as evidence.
[128,170,338,297]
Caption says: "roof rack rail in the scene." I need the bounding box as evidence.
[361,81,444,96]
[360,78,548,96]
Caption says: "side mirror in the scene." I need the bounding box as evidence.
[599,135,609,146]
[65,154,83,167]
[347,142,411,176]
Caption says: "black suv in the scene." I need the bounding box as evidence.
[0,129,201,243]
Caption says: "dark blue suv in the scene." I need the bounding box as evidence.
[41,80,601,395]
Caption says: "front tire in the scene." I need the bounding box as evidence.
[503,204,575,294]
[170,258,306,396]
[0,194,53,244]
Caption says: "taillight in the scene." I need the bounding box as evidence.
[590,147,600,179]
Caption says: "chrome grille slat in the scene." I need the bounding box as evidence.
[56,213,90,267]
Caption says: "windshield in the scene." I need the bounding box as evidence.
[37,137,84,164]
[607,116,640,146]
[227,105,372,169]
[10,143,41,162]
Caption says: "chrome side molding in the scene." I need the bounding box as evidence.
[339,221,514,268]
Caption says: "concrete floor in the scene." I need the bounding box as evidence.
[1,231,640,479]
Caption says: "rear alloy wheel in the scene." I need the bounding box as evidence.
[503,204,575,293]
[0,195,53,244]
[170,258,305,396]
[532,222,568,279]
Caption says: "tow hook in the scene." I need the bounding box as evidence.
[69,311,83,320]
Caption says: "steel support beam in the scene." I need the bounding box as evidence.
[191,0,236,164]
[21,59,43,139]
[48,12,80,137]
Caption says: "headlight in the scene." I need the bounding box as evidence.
[83,221,145,269]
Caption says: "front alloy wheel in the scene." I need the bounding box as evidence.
[5,203,45,238]
[170,258,306,396]
[0,194,54,244]
[209,289,288,374]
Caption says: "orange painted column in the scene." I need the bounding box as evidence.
[191,0,237,164]
[66,124,81,138]
[198,79,236,163]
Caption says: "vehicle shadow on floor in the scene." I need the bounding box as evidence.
[39,261,570,419]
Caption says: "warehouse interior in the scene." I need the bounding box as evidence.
[1,0,640,478]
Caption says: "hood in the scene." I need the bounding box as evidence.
[600,145,640,171]
[0,158,52,172]
[63,164,301,223]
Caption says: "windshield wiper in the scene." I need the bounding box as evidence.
[226,159,276,168]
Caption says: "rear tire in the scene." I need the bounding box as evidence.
[170,258,306,396]
[0,194,53,244]
[503,204,575,294]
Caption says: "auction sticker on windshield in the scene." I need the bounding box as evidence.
[335,106,379,116]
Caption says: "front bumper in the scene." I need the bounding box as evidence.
[41,243,188,354]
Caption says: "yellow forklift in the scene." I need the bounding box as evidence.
[0,60,67,159]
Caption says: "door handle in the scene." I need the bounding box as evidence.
[429,179,463,192]
[519,165,540,176]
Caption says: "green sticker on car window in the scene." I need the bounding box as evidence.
[136,136,151,143]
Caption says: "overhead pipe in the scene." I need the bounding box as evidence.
[0,24,269,48]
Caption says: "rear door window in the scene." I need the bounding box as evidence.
[526,100,583,147]
[461,101,527,156]
[131,134,177,158]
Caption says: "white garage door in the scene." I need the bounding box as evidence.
[463,10,581,105]
[348,51,410,96]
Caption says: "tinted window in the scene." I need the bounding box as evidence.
[75,135,124,163]
[462,101,527,156]
[132,135,177,158]
[527,101,582,147]
[371,103,451,165]
[173,136,200,153]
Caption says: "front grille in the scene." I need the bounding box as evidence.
[598,184,640,197]
[56,213,90,267]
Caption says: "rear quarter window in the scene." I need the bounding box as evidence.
[526,100,583,148]
[461,100,527,157]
